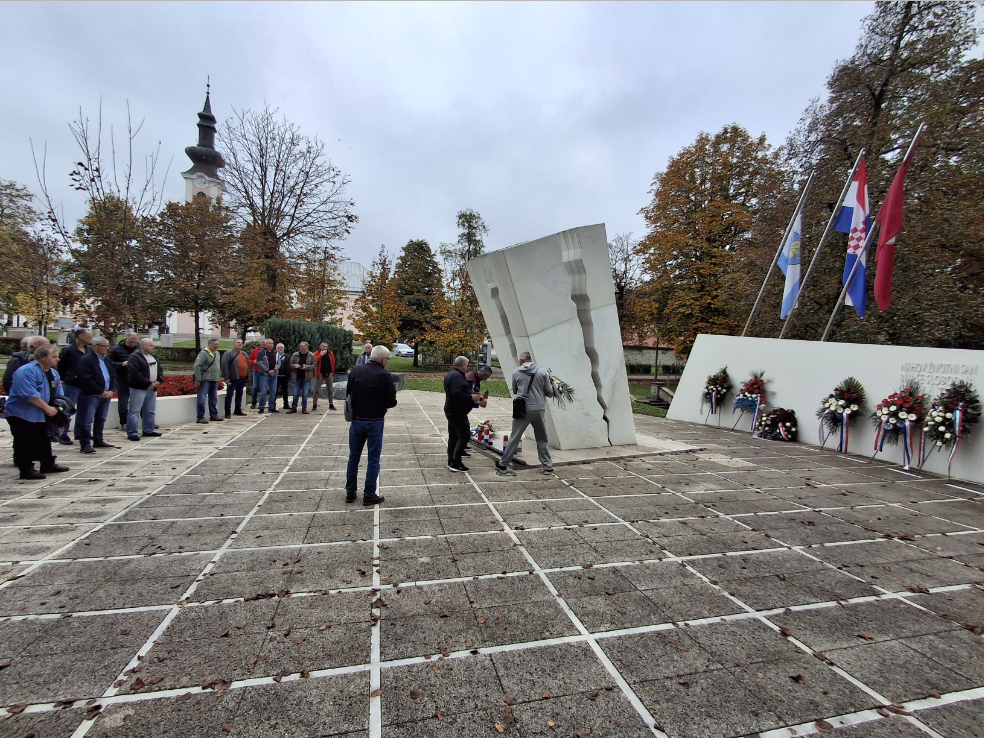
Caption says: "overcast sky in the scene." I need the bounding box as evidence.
[1,1,877,266]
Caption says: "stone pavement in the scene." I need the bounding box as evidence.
[0,390,981,738]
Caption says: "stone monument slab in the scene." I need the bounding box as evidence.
[466,224,636,451]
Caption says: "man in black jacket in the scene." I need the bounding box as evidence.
[444,356,482,472]
[345,345,397,506]
[126,338,164,441]
[75,337,118,453]
[108,332,140,427]
[56,328,92,444]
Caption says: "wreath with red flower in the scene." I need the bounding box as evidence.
[732,371,768,430]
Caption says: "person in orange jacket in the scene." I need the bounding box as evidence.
[313,341,336,411]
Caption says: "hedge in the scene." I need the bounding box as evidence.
[626,363,652,375]
[0,337,20,355]
[263,318,355,373]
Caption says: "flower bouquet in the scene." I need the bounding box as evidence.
[817,377,866,452]
[922,380,982,475]
[754,407,798,442]
[731,371,768,430]
[871,383,924,469]
[546,369,575,409]
[702,367,733,419]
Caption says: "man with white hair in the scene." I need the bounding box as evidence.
[126,338,164,442]
[75,337,117,453]
[344,344,397,506]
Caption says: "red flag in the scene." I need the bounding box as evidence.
[874,131,923,311]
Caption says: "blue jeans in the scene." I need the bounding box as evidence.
[196,380,219,420]
[292,380,311,410]
[251,370,261,404]
[61,384,82,439]
[258,374,277,410]
[346,419,384,497]
[126,388,157,436]
[77,394,110,445]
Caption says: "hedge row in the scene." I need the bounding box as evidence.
[263,318,355,373]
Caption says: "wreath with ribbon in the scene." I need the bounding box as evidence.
[702,367,733,418]
[921,380,981,475]
[731,371,767,430]
[871,383,925,470]
[755,407,798,442]
[817,377,866,453]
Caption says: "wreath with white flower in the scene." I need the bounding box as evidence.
[922,380,981,475]
[731,371,768,430]
[754,407,798,442]
[702,366,733,418]
[816,377,866,453]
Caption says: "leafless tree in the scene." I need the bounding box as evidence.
[219,104,358,293]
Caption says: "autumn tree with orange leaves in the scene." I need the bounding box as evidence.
[637,124,785,358]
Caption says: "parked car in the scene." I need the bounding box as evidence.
[393,343,415,358]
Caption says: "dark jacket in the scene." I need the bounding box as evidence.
[2,350,30,393]
[443,368,474,416]
[108,340,139,385]
[58,343,92,387]
[255,348,287,376]
[128,351,164,390]
[77,352,118,396]
[221,348,249,381]
[346,361,397,420]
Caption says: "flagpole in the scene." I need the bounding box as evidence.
[821,124,925,342]
[820,221,880,342]
[741,170,815,337]
[778,149,865,340]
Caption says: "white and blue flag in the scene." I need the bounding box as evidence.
[832,160,870,318]
[776,211,802,319]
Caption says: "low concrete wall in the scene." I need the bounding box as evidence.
[668,335,983,484]
[103,392,227,429]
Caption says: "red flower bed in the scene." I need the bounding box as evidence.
[156,376,225,397]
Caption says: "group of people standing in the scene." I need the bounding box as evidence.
[242,339,336,415]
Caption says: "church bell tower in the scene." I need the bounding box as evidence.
[181,85,226,202]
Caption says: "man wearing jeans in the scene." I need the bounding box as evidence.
[57,328,92,445]
[287,342,317,414]
[221,338,249,418]
[193,337,223,424]
[126,338,164,441]
[254,339,281,414]
[108,332,140,428]
[75,337,117,453]
[344,345,397,506]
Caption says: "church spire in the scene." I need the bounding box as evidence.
[183,82,225,179]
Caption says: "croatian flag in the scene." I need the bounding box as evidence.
[833,160,870,317]
[776,211,802,319]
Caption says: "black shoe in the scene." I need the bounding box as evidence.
[345,492,357,504]
[57,437,74,446]
[250,403,257,409]
[42,463,70,473]
[362,494,385,506]
[258,408,265,414]
[128,434,140,442]
[143,431,163,437]
[94,440,118,449]
[268,408,280,414]
[448,464,470,473]
[210,416,224,422]
[286,408,297,414]
[20,467,46,480]
[80,445,96,454]
[224,413,231,420]
[234,411,247,416]
[461,451,472,458]
[329,405,337,411]
[495,462,516,477]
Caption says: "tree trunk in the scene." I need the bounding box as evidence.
[413,338,419,367]
[194,308,202,352]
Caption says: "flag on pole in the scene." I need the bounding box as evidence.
[776,211,802,319]
[874,131,923,311]
[833,159,870,318]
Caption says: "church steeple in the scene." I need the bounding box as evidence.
[181,82,226,201]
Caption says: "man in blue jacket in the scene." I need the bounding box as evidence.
[75,337,118,454]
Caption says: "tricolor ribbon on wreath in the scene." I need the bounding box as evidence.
[947,403,965,475]
[819,409,853,453]
[874,417,918,470]
[732,395,762,431]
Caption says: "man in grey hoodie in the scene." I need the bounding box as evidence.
[495,351,555,475]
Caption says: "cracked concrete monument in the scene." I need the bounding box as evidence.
[466,223,636,450]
